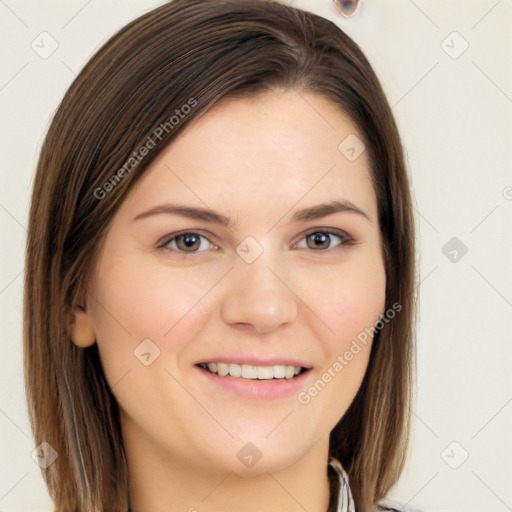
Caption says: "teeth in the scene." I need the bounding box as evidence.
[285,366,295,379]
[257,366,274,380]
[217,363,229,376]
[241,364,258,379]
[200,362,303,380]
[229,363,242,378]
[273,365,285,378]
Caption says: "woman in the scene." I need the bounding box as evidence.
[23,1,418,511]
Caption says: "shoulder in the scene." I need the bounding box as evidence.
[376,498,424,512]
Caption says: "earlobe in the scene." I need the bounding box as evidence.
[71,305,96,347]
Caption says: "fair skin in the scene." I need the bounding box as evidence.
[72,90,386,512]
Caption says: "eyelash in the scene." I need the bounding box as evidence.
[157,228,357,255]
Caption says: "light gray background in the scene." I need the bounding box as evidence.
[1,1,511,511]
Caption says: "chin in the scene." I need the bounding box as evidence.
[204,436,310,477]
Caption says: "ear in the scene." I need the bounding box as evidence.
[70,293,96,348]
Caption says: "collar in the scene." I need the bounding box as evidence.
[328,457,356,512]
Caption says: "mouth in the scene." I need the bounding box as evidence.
[195,362,310,380]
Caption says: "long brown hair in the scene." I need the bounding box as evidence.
[23,1,417,510]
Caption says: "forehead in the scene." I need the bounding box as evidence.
[120,90,377,225]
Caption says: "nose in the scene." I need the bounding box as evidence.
[220,247,298,335]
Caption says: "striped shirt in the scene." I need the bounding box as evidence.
[329,457,423,512]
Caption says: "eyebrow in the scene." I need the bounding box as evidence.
[132,199,372,227]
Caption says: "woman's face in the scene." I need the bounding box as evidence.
[74,90,386,476]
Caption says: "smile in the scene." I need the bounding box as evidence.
[197,362,308,380]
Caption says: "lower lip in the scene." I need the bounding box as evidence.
[196,366,312,400]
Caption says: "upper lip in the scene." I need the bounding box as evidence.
[195,355,312,369]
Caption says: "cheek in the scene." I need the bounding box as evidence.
[87,257,217,379]
[308,255,386,350]
[294,258,385,431]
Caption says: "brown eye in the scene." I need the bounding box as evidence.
[306,232,332,250]
[161,232,214,253]
[175,233,201,252]
[296,229,354,252]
